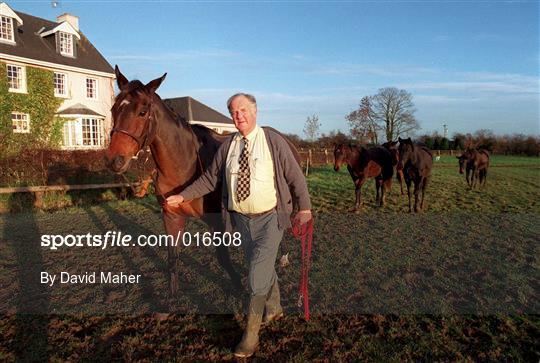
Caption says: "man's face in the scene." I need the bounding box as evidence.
[229,95,257,136]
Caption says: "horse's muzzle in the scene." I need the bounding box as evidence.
[334,165,340,172]
[107,155,129,173]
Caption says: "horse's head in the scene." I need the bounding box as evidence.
[333,144,349,171]
[457,148,475,174]
[457,152,468,174]
[383,140,400,166]
[105,66,167,173]
[397,137,414,170]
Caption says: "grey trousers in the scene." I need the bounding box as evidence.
[232,210,284,296]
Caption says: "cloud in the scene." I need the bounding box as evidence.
[107,49,240,62]
[398,71,539,95]
[309,63,440,78]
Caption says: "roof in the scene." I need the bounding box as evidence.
[164,97,234,125]
[0,9,113,74]
[56,103,104,117]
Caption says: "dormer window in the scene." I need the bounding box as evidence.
[0,15,14,42]
[59,31,73,56]
[38,17,80,57]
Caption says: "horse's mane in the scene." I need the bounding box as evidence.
[420,146,433,157]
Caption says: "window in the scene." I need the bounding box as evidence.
[0,15,14,42]
[12,112,30,133]
[54,72,68,97]
[86,78,97,99]
[62,118,104,148]
[59,31,73,56]
[82,118,103,146]
[7,64,25,92]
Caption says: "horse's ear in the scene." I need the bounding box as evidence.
[398,137,403,143]
[145,73,167,94]
[115,65,129,91]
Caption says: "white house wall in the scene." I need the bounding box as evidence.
[57,70,114,131]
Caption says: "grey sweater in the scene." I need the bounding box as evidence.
[180,127,311,232]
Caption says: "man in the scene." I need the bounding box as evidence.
[166,93,312,358]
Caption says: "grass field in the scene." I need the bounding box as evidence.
[0,157,539,361]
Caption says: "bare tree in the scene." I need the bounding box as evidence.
[303,114,321,142]
[371,87,420,142]
[346,96,380,144]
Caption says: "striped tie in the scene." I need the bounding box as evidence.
[236,137,250,202]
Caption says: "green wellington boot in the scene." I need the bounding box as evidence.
[263,279,284,324]
[234,295,266,358]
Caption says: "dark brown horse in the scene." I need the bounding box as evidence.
[333,144,393,212]
[457,148,490,189]
[397,137,433,213]
[106,66,242,295]
[382,140,405,195]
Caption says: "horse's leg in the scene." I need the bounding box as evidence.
[353,178,365,213]
[375,178,381,205]
[397,170,404,195]
[413,178,421,213]
[405,178,412,213]
[421,176,429,211]
[466,168,471,188]
[162,210,185,296]
[382,178,392,207]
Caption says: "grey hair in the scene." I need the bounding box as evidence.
[227,93,257,111]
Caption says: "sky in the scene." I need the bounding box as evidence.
[8,0,540,138]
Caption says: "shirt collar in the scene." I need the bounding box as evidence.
[235,124,260,142]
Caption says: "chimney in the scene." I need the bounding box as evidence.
[57,13,79,31]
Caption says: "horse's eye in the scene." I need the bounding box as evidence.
[139,110,147,117]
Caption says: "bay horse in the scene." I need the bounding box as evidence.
[382,140,405,195]
[106,66,242,295]
[333,144,393,213]
[457,148,490,189]
[397,137,433,213]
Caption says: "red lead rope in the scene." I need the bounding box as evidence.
[291,217,314,321]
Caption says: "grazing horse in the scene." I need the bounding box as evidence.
[333,144,394,212]
[397,137,433,213]
[106,66,242,295]
[382,140,405,195]
[457,148,490,189]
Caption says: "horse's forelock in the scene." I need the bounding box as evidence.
[113,80,150,112]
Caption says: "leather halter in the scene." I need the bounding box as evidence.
[110,99,156,152]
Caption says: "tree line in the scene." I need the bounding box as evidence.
[296,87,539,156]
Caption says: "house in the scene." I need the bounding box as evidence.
[0,2,114,150]
[164,96,237,134]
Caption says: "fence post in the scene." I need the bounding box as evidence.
[324,149,329,164]
[308,149,313,166]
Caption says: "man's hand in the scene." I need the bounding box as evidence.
[293,210,312,226]
[166,194,184,207]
